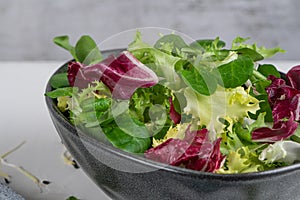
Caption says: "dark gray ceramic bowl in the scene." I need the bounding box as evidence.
[45,49,300,200]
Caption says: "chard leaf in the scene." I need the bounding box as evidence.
[75,35,102,65]
[53,36,77,60]
[45,87,75,98]
[216,55,254,88]
[258,64,281,78]
[49,73,69,89]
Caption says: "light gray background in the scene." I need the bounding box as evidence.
[1,0,300,61]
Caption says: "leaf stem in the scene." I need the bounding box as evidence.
[252,69,267,81]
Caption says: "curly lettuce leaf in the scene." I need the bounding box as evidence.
[231,36,285,58]
[217,147,261,174]
[129,84,173,139]
[184,85,260,133]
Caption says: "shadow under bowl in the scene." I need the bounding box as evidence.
[45,49,300,200]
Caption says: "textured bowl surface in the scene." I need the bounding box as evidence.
[45,49,300,200]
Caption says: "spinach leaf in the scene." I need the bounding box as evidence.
[49,73,69,89]
[215,55,254,88]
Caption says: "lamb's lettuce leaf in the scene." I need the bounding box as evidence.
[53,35,102,65]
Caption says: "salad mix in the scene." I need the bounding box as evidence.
[46,31,300,173]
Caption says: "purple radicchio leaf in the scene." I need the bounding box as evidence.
[67,51,159,99]
[252,112,298,142]
[144,128,225,172]
[169,97,181,124]
[266,75,300,107]
[287,65,300,91]
[252,75,300,142]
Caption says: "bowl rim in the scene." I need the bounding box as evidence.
[45,48,300,181]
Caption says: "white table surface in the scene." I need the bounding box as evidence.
[0,61,110,200]
[0,60,298,200]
